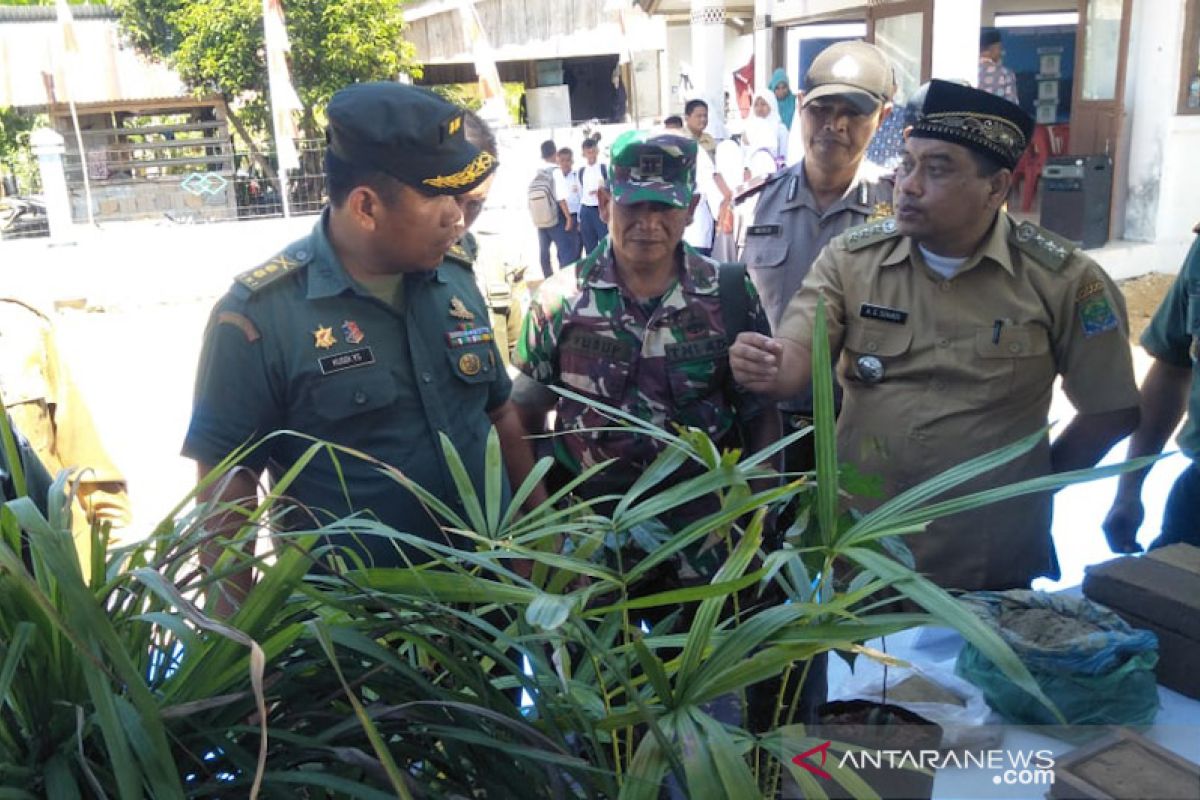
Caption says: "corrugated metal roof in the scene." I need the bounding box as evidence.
[0,5,117,23]
[0,15,186,108]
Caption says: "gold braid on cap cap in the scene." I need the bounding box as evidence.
[914,112,1026,161]
[423,151,497,190]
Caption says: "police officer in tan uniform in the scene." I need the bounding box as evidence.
[731,80,1141,591]
[740,41,896,474]
[0,298,131,567]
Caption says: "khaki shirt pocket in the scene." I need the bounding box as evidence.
[973,323,1053,401]
[310,368,399,421]
[842,323,913,384]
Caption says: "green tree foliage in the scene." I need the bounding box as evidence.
[111,0,420,141]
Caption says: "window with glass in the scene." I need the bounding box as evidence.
[1180,1,1200,113]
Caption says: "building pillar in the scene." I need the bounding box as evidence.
[932,0,982,86]
[753,0,773,91]
[30,128,74,245]
[691,0,727,138]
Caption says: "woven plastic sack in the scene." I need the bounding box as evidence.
[954,590,1160,726]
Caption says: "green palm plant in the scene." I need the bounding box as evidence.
[0,304,1157,798]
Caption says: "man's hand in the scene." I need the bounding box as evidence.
[565,216,575,231]
[1103,495,1145,554]
[730,332,784,395]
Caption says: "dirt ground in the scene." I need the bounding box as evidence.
[1118,272,1177,342]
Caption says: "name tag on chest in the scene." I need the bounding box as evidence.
[665,335,728,362]
[746,224,781,237]
[319,347,376,375]
[562,331,634,361]
[859,303,908,325]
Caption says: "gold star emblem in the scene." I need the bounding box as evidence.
[313,325,336,349]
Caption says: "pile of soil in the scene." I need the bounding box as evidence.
[1118,272,1176,343]
[999,606,1102,648]
[888,674,965,707]
[817,701,942,751]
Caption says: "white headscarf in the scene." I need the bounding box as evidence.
[743,89,788,169]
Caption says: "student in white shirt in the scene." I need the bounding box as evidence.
[576,137,609,254]
[554,147,583,264]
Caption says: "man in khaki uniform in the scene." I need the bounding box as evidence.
[0,298,131,565]
[730,80,1140,591]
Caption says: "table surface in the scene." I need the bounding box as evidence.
[826,626,1200,800]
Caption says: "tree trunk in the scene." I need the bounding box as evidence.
[223,100,277,182]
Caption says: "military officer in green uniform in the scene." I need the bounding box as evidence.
[184,83,540,601]
[1104,222,1200,551]
[731,80,1141,591]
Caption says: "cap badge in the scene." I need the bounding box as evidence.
[458,352,483,376]
[832,55,861,79]
[423,151,497,191]
[341,320,365,345]
[449,296,475,321]
[637,154,663,179]
[313,325,337,350]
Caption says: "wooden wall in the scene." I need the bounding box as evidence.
[408,0,612,63]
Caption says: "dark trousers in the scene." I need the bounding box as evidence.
[578,204,608,254]
[537,213,582,277]
[1151,461,1200,550]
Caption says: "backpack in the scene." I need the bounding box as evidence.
[528,167,559,229]
[577,163,609,185]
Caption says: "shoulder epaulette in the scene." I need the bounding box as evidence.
[234,245,312,293]
[733,169,790,205]
[843,217,900,252]
[445,232,478,269]
[1010,221,1074,272]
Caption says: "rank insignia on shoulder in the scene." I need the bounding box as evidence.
[235,252,306,292]
[449,296,475,321]
[1011,221,1074,271]
[313,325,337,349]
[341,320,365,344]
[843,218,899,251]
[446,242,474,265]
[867,201,893,222]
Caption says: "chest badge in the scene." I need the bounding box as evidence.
[313,324,337,349]
[449,296,475,322]
[341,320,365,344]
[459,352,482,376]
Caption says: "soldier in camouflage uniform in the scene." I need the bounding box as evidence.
[513,129,779,588]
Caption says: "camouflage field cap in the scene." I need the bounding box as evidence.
[608,130,697,208]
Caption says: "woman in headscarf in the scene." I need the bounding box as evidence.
[743,89,788,174]
[771,67,798,129]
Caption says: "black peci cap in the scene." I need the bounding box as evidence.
[325,82,498,196]
[907,79,1035,170]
